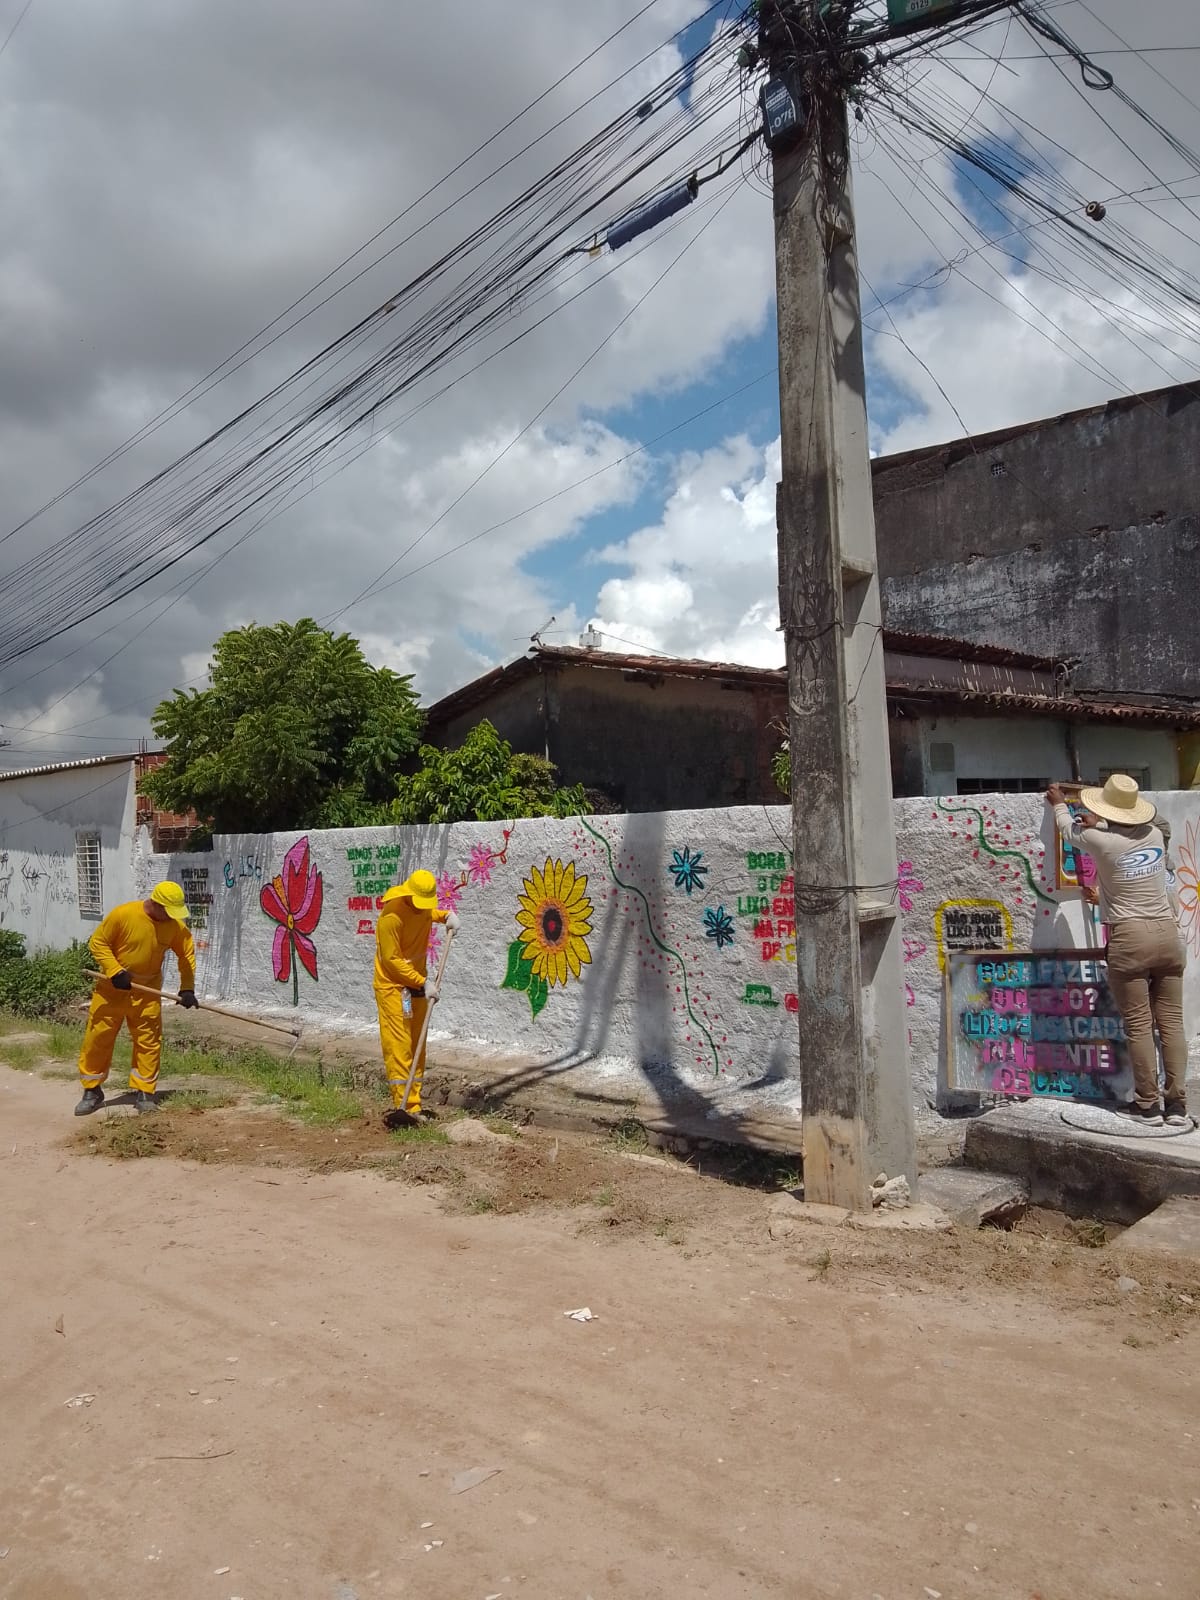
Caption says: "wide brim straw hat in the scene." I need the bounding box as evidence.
[1079,773,1156,827]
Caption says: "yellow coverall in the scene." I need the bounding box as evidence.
[79,902,197,1095]
[374,900,449,1114]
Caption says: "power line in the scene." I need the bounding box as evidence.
[0,0,34,60]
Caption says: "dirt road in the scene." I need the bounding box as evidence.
[2,1065,1198,1600]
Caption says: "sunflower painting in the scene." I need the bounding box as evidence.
[501,858,593,1018]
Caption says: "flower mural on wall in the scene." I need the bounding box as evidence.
[260,837,323,1006]
[501,858,593,1018]
[436,872,463,913]
[703,906,735,951]
[897,860,924,914]
[1177,818,1200,957]
[668,846,708,896]
[467,843,496,886]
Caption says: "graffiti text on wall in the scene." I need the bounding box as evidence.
[945,949,1133,1105]
[933,898,1013,972]
[346,843,403,934]
[738,851,795,965]
[179,865,212,931]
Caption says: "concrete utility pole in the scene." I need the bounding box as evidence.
[761,2,916,1207]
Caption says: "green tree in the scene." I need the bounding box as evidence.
[391,720,585,825]
[142,619,424,833]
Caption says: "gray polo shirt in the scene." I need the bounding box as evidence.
[1053,804,1176,924]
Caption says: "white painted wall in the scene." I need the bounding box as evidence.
[0,761,139,949]
[915,715,1177,797]
[137,792,1200,1117]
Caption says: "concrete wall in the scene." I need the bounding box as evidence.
[434,661,787,812]
[0,762,139,949]
[901,714,1177,797]
[874,385,1200,696]
[137,792,1200,1118]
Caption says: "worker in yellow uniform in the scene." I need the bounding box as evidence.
[374,869,458,1127]
[75,881,199,1117]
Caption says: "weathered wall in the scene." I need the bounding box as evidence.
[139,793,1200,1115]
[434,662,787,812]
[0,763,138,948]
[873,383,1200,696]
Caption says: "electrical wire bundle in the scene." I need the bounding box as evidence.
[0,5,760,675]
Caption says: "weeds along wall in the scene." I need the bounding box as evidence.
[138,795,1200,1109]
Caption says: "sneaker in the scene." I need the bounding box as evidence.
[1164,1103,1192,1128]
[74,1087,105,1117]
[1119,1102,1163,1127]
[132,1091,159,1114]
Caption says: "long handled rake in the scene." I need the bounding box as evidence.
[396,924,457,1113]
[85,971,305,1058]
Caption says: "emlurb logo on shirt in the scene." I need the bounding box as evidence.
[1117,845,1163,880]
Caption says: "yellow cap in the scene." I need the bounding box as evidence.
[382,868,438,911]
[150,880,190,922]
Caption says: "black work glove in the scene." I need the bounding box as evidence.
[110,971,132,991]
[177,989,199,1010]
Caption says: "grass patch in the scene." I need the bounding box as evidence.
[482,1113,520,1138]
[167,1088,239,1112]
[0,1042,44,1069]
[389,1121,450,1146]
[1067,1218,1108,1249]
[158,1043,365,1126]
[465,1191,496,1214]
[81,1116,165,1160]
[811,1246,833,1282]
[593,1183,616,1208]
[609,1116,649,1153]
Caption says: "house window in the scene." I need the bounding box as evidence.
[1099,766,1150,790]
[956,778,1045,795]
[75,832,103,919]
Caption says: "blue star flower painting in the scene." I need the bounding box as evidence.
[703,905,735,950]
[669,846,708,895]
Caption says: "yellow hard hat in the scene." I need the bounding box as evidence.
[150,880,190,922]
[382,868,438,911]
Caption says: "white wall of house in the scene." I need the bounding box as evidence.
[915,715,1177,796]
[136,791,1200,1119]
[0,760,139,949]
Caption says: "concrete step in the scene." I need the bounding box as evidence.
[1112,1197,1200,1263]
[917,1167,1029,1229]
[964,1099,1200,1224]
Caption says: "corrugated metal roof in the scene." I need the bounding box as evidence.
[0,752,141,783]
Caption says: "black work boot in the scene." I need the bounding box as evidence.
[74,1087,105,1117]
[132,1091,159,1114]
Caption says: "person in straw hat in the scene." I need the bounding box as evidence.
[75,880,199,1117]
[1047,775,1189,1127]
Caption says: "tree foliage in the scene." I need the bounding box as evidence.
[391,720,586,826]
[142,620,424,833]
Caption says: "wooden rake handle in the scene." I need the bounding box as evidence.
[85,970,302,1040]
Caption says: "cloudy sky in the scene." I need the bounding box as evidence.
[1,0,1198,765]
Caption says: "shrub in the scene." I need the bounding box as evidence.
[0,930,27,963]
[0,941,92,1017]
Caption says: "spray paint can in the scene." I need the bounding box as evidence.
[402,989,412,1019]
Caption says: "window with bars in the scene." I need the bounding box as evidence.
[75,832,103,919]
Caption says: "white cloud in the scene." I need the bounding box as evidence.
[2,0,1198,756]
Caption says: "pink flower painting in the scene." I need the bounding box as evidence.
[897,860,924,915]
[467,843,496,886]
[437,872,463,913]
[260,837,324,1005]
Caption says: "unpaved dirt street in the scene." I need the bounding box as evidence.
[2,1066,1199,1600]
